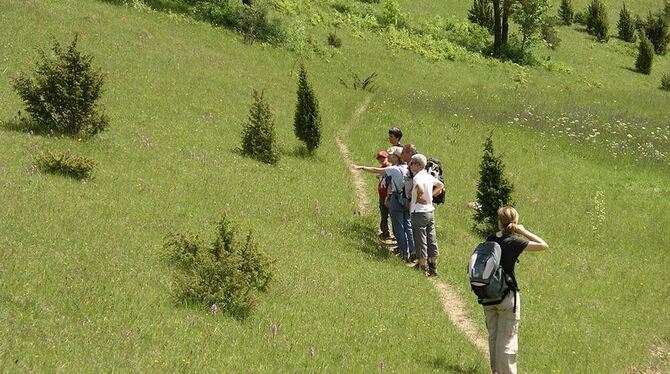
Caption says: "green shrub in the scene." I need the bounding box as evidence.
[617,4,637,42]
[473,133,514,236]
[293,65,321,153]
[240,90,280,164]
[635,34,654,74]
[381,0,406,28]
[468,0,494,33]
[643,10,670,55]
[487,41,537,66]
[35,149,95,179]
[238,4,285,44]
[164,215,273,320]
[327,32,342,47]
[574,10,587,25]
[12,35,108,137]
[542,20,562,49]
[661,73,670,91]
[356,0,380,3]
[192,0,243,28]
[558,0,574,26]
[586,0,609,42]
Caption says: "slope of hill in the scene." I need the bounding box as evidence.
[1,0,668,372]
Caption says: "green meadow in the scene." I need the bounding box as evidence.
[1,0,668,372]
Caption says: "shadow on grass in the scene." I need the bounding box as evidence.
[341,217,393,262]
[285,144,316,159]
[432,357,484,374]
[0,117,49,136]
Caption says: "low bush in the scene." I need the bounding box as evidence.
[35,149,96,179]
[12,35,108,137]
[542,21,562,49]
[381,0,407,29]
[661,73,670,91]
[486,40,538,66]
[574,10,587,25]
[468,0,494,33]
[164,215,273,320]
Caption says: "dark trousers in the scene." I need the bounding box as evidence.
[379,197,390,236]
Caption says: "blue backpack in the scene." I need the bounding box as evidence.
[468,241,510,305]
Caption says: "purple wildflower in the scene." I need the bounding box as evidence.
[210,303,218,314]
[271,323,277,336]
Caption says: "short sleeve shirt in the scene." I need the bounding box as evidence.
[486,233,529,289]
[410,170,436,213]
[384,165,407,193]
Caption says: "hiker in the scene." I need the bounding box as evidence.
[484,207,549,374]
[354,146,415,262]
[401,143,417,209]
[375,150,392,240]
[388,127,404,148]
[408,154,443,276]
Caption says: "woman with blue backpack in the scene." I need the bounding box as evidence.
[483,206,548,374]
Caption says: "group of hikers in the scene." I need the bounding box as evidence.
[354,127,550,374]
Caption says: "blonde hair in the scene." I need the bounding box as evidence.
[497,206,519,235]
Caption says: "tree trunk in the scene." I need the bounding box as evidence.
[502,0,513,46]
[492,0,502,55]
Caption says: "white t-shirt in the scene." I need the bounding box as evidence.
[410,170,436,213]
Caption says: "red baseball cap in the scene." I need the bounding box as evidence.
[376,151,388,159]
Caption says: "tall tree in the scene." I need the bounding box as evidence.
[293,65,322,153]
[513,0,550,50]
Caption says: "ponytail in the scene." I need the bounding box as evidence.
[497,206,519,235]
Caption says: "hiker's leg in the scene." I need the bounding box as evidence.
[379,197,390,237]
[426,211,439,259]
[389,209,407,256]
[496,292,520,374]
[402,210,415,258]
[484,306,499,372]
[410,213,428,261]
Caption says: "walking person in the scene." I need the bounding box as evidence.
[354,147,415,261]
[484,207,549,374]
[408,154,443,276]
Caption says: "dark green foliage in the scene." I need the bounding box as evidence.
[473,134,514,236]
[542,19,562,49]
[327,32,342,48]
[238,4,285,44]
[293,65,321,153]
[586,0,609,42]
[35,149,95,180]
[617,4,637,42]
[356,0,380,3]
[12,35,108,137]
[339,72,378,92]
[642,10,670,55]
[636,35,654,75]
[164,215,273,320]
[558,0,574,26]
[241,90,279,164]
[486,40,537,66]
[573,10,587,25]
[468,0,494,33]
[661,73,670,91]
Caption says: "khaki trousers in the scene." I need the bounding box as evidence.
[483,292,520,374]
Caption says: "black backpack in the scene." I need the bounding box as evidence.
[425,157,445,205]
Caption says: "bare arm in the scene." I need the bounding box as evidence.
[353,165,387,176]
[515,225,549,251]
[432,179,444,197]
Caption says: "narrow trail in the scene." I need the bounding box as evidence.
[336,96,489,358]
[335,96,372,216]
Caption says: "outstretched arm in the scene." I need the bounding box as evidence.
[515,225,549,251]
[353,165,387,175]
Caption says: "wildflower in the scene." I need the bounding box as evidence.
[308,347,315,357]
[379,360,385,371]
[210,303,218,314]
[271,323,277,336]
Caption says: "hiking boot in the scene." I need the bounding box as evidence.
[427,262,438,277]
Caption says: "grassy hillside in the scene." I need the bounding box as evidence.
[1,0,668,372]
